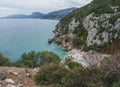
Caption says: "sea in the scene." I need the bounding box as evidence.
[0,19,66,62]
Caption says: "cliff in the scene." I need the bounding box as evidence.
[53,0,120,54]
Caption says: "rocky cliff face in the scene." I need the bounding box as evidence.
[83,12,120,46]
[53,0,120,52]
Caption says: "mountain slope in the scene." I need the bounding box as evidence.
[31,12,44,18]
[1,7,77,19]
[53,0,120,54]
[43,7,77,19]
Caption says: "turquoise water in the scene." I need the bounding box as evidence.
[0,19,66,61]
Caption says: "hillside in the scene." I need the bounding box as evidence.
[53,0,120,54]
[1,7,77,20]
[42,7,77,20]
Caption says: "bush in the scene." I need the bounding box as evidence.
[0,53,12,66]
[100,52,120,87]
[72,37,82,48]
[73,23,88,48]
[34,64,68,86]
[38,51,60,64]
[15,51,60,68]
[112,81,120,87]
[61,69,88,87]
[34,64,89,87]
[66,59,83,69]
[109,14,120,25]
[34,51,120,87]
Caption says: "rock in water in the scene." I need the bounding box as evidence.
[48,38,53,43]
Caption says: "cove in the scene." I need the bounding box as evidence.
[0,19,66,61]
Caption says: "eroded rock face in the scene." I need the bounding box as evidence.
[83,12,120,46]
[54,8,120,48]
[61,49,110,67]
[68,18,79,34]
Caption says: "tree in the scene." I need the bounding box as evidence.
[15,51,61,68]
[0,53,11,66]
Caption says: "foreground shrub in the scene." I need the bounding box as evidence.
[34,64,68,86]
[34,64,89,87]
[100,52,120,87]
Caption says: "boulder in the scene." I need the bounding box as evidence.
[8,70,18,76]
[5,78,15,84]
[48,38,53,43]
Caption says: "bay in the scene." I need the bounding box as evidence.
[0,19,66,61]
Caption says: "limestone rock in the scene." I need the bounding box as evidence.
[5,78,15,84]
[8,70,18,76]
[61,49,110,67]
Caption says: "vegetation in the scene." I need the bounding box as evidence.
[39,51,60,64]
[58,0,120,52]
[0,0,120,86]
[59,0,120,34]
[34,52,120,87]
[66,59,83,69]
[15,51,60,68]
[0,53,12,66]
[109,14,120,25]
[0,50,119,87]
[73,23,88,48]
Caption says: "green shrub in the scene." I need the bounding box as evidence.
[109,14,120,25]
[112,81,120,87]
[66,59,83,69]
[34,64,89,87]
[34,64,68,86]
[15,51,60,68]
[38,51,60,64]
[100,53,120,87]
[0,53,12,66]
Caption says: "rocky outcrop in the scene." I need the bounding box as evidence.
[53,18,79,50]
[53,1,120,68]
[54,11,120,48]
[83,12,120,46]
[61,49,110,67]
[68,18,79,34]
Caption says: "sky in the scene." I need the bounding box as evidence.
[0,0,92,17]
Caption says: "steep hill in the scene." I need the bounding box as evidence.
[53,0,120,54]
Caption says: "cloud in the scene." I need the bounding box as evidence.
[0,0,92,17]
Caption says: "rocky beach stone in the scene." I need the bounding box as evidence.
[4,78,15,84]
[8,70,18,76]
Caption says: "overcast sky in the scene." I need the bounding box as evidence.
[0,0,92,17]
